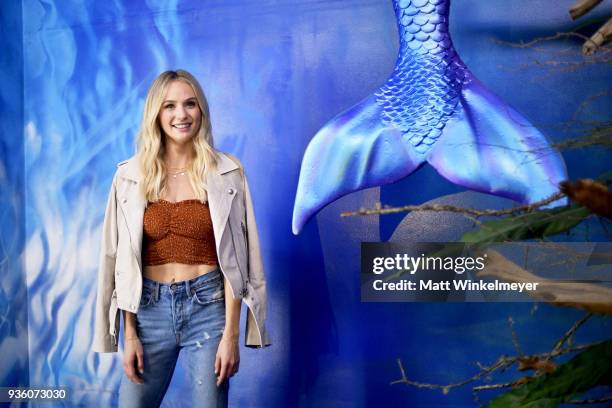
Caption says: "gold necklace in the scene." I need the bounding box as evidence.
[166,163,187,178]
[167,168,186,178]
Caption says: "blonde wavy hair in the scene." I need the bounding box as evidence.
[136,70,218,203]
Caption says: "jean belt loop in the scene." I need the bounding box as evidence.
[185,278,192,298]
[154,281,160,302]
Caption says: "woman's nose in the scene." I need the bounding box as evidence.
[176,105,189,120]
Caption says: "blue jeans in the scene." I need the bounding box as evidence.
[118,268,228,408]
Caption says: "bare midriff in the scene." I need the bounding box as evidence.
[143,262,218,284]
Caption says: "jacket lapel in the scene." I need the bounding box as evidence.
[206,154,239,245]
[119,158,146,263]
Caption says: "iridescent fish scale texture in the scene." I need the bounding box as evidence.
[376,0,469,154]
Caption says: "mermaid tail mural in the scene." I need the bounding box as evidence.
[292,0,568,234]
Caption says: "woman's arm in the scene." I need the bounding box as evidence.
[222,279,241,340]
[122,310,144,384]
[215,277,241,385]
[123,310,139,339]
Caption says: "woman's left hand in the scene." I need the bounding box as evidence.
[215,334,240,386]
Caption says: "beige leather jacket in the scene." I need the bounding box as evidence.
[93,152,271,352]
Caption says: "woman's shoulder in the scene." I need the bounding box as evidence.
[112,155,139,181]
[216,151,243,169]
[118,153,139,165]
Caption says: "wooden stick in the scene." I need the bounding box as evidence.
[583,17,612,55]
[569,0,603,20]
[478,250,612,316]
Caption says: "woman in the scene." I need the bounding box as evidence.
[93,70,270,407]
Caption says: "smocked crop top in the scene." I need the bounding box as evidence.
[142,199,219,266]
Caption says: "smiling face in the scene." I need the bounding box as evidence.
[158,80,202,146]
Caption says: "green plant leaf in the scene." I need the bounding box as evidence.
[460,205,591,244]
[487,340,612,408]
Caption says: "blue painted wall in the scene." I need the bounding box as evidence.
[3,0,611,406]
[0,0,29,389]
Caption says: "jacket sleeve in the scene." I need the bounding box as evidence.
[92,172,119,353]
[243,172,272,347]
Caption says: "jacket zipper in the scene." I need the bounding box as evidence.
[240,221,249,274]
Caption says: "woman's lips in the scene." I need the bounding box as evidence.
[172,123,191,132]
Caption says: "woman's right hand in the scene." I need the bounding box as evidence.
[123,337,145,384]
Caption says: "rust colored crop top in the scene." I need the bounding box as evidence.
[142,199,219,266]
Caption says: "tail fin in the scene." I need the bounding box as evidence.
[427,78,567,206]
[292,95,425,234]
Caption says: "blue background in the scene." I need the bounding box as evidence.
[1,0,610,406]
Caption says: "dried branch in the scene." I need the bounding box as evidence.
[472,381,518,391]
[478,250,612,316]
[569,0,604,20]
[571,90,612,120]
[494,32,593,49]
[492,28,612,75]
[534,119,612,134]
[551,313,592,356]
[392,356,513,394]
[568,0,612,54]
[340,192,564,218]
[583,17,612,55]
[501,54,612,75]
[342,176,611,230]
[508,316,523,356]
[392,341,603,394]
[552,127,612,150]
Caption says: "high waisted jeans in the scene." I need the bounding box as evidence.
[118,268,228,408]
